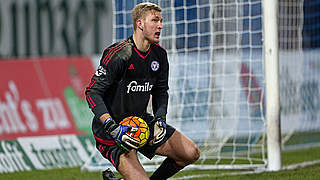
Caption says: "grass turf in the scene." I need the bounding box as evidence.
[1,146,319,180]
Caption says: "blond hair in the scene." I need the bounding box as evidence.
[132,3,162,30]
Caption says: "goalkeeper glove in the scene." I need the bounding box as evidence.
[104,117,140,151]
[149,116,167,145]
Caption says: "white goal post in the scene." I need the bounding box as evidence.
[263,0,281,171]
[82,0,320,172]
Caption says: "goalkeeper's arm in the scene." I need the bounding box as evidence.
[99,113,112,124]
[150,54,169,145]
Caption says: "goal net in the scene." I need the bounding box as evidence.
[82,0,320,172]
[278,0,320,148]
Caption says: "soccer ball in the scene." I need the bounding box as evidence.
[119,116,150,148]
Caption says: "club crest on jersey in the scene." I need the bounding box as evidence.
[151,61,160,71]
[95,65,106,76]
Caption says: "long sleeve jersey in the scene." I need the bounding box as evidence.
[85,36,169,138]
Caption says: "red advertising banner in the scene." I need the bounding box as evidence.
[0,57,94,140]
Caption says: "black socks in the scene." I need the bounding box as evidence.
[150,158,184,180]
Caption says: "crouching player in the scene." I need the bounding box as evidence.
[85,2,200,180]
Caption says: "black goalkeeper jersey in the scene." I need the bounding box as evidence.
[85,36,169,139]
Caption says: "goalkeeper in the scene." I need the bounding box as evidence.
[85,2,200,180]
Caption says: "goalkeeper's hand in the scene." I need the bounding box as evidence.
[149,116,167,145]
[104,117,140,151]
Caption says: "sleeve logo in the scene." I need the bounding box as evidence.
[95,65,106,76]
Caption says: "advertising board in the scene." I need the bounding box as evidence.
[0,57,94,140]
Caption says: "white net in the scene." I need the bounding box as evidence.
[163,0,266,169]
[82,0,320,172]
[278,0,320,148]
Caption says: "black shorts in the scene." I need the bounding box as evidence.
[95,117,176,170]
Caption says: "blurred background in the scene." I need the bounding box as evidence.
[0,0,113,58]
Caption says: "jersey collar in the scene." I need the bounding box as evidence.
[129,36,151,59]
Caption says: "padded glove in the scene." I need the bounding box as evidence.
[104,117,140,151]
[149,116,167,145]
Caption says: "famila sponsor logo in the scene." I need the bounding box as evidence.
[127,81,153,93]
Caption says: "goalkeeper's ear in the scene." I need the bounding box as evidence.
[136,19,143,31]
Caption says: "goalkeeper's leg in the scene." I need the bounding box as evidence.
[117,150,149,180]
[101,150,148,180]
[150,130,200,179]
[96,139,149,180]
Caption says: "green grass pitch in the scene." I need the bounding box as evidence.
[1,146,320,180]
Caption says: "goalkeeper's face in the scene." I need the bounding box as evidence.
[141,10,163,43]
